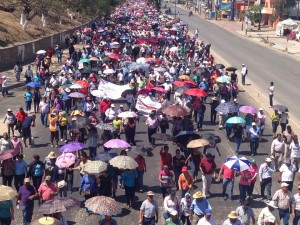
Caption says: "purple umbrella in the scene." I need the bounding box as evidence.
[60,142,85,153]
[239,106,257,114]
[103,139,131,149]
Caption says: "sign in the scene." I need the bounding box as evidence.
[135,96,162,116]
[98,79,130,100]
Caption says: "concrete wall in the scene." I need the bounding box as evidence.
[0,20,94,71]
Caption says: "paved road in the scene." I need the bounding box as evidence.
[167,3,299,125]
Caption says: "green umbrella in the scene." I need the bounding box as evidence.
[79,58,90,63]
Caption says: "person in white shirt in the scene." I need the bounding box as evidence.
[271,133,285,171]
[290,135,300,169]
[198,209,216,225]
[257,108,266,135]
[257,201,280,225]
[105,104,116,123]
[163,190,181,219]
[279,158,296,192]
[163,80,173,101]
[240,64,247,86]
[117,70,124,85]
[268,82,274,107]
[125,93,135,111]
[223,211,242,225]
[292,185,300,225]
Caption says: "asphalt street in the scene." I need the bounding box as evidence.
[166,2,300,127]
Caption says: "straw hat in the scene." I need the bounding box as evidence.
[193,191,204,199]
[147,191,155,196]
[267,201,278,208]
[47,151,56,159]
[227,211,238,219]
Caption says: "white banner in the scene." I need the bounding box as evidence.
[98,79,130,100]
[135,96,162,116]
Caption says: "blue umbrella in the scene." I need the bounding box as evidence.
[215,103,237,114]
[120,34,129,40]
[216,75,229,83]
[226,116,246,124]
[26,82,43,88]
[225,156,250,171]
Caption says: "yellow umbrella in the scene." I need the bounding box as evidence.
[187,139,210,148]
[178,75,190,80]
[0,185,17,201]
[29,217,61,225]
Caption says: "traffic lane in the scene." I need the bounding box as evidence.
[167,3,299,120]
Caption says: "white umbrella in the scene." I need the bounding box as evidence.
[136,57,146,64]
[69,84,83,89]
[169,46,178,52]
[103,69,115,74]
[36,50,46,54]
[91,90,105,98]
[109,156,138,170]
[118,111,138,118]
[110,42,120,48]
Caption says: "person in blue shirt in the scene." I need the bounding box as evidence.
[99,215,117,225]
[80,174,97,201]
[23,88,33,113]
[249,122,261,156]
[122,169,137,208]
[198,78,209,102]
[189,191,212,224]
[14,154,27,192]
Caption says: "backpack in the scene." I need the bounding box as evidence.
[34,163,43,176]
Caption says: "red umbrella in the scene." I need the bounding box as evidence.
[137,88,150,95]
[152,87,166,93]
[173,81,185,87]
[0,150,17,161]
[162,105,188,117]
[185,88,207,97]
[107,53,121,60]
[184,80,197,86]
[74,80,90,88]
[79,88,88,94]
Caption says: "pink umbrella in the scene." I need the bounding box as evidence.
[0,150,17,161]
[55,153,77,168]
[137,88,150,95]
[152,87,166,93]
[104,139,131,149]
[239,106,257,114]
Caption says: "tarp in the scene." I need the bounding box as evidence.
[276,18,298,36]
[135,95,162,116]
[98,79,130,100]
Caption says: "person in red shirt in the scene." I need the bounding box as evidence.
[160,145,172,169]
[16,107,28,136]
[99,97,111,122]
[134,152,146,192]
[199,153,216,197]
[217,162,235,201]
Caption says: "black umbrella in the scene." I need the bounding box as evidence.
[75,117,92,129]
[225,67,237,72]
[215,103,238,114]
[175,131,200,143]
[201,133,221,144]
[151,133,173,141]
[273,105,289,112]
[121,89,134,98]
[215,64,225,69]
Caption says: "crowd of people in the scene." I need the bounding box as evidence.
[0,0,299,225]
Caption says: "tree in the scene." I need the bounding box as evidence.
[271,0,296,21]
[249,4,262,24]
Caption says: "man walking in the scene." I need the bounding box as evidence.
[271,133,285,171]
[292,185,300,225]
[249,122,260,156]
[199,153,216,197]
[139,191,158,225]
[189,191,212,225]
[218,162,235,201]
[278,158,296,192]
[258,158,275,201]
[240,64,247,85]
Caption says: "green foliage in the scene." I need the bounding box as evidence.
[67,0,118,16]
[248,4,262,23]
[271,0,296,21]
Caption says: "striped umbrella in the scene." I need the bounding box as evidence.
[226,116,246,124]
[83,161,107,174]
[225,156,250,172]
[85,196,122,216]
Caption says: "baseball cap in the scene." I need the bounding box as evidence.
[265,158,272,162]
[281,182,289,187]
[251,122,256,126]
[111,104,115,108]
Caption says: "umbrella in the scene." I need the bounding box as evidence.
[215,64,225,69]
[68,92,86,98]
[120,34,130,39]
[175,131,200,143]
[118,111,138,118]
[107,53,121,60]
[162,105,188,117]
[128,63,150,71]
[145,57,155,63]
[36,50,46,54]
[91,90,105,98]
[185,88,207,97]
[178,75,190,80]
[121,89,134,98]
[216,75,229,83]
[173,81,185,87]
[96,123,115,131]
[225,156,250,171]
[29,217,61,225]
[74,117,91,129]
[69,84,83,89]
[95,152,118,162]
[175,86,188,94]
[0,185,17,201]
[79,58,90,63]
[55,153,76,168]
[110,42,120,48]
[83,161,108,174]
[226,116,246,124]
[154,67,166,72]
[201,133,221,144]
[26,82,43,88]
[226,67,237,72]
[193,67,209,76]
[0,150,17,160]
[239,106,257,114]
[184,80,197,86]
[103,69,116,74]
[169,46,178,52]
[104,139,131,148]
[137,88,150,95]
[136,57,146,64]
[273,104,289,112]
[74,80,90,88]
[152,87,166,93]
[38,197,79,214]
[151,133,173,141]
[60,142,85,153]
[85,196,122,216]
[215,103,237,114]
[89,57,99,61]
[109,156,138,169]
[187,139,210,148]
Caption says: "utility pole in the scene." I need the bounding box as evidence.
[175,0,177,18]
[258,0,262,30]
